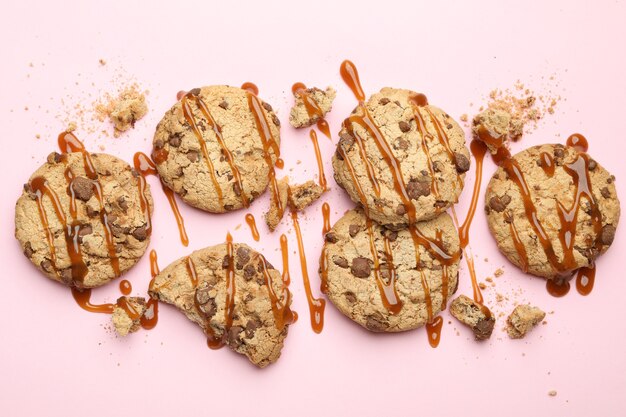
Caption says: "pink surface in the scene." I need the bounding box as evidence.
[1,1,625,416]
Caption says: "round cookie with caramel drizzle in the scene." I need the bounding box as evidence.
[148,241,294,368]
[15,133,155,288]
[320,208,460,332]
[152,85,281,213]
[485,141,620,281]
[332,87,471,229]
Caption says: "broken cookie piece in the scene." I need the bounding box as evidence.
[96,86,148,137]
[506,304,545,339]
[472,108,522,154]
[112,296,146,337]
[289,86,336,128]
[450,295,495,340]
[288,180,324,211]
[264,177,290,231]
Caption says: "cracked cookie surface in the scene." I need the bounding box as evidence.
[321,208,460,332]
[15,151,154,288]
[332,87,470,229]
[485,144,620,279]
[153,85,281,213]
[149,243,292,368]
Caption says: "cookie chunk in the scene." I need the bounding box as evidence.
[288,181,324,211]
[289,86,336,128]
[506,304,545,339]
[485,144,620,279]
[15,151,154,288]
[472,108,523,154]
[148,243,294,368]
[332,87,470,228]
[449,295,495,341]
[264,177,289,231]
[109,89,148,137]
[321,208,461,332]
[112,296,146,336]
[153,85,281,213]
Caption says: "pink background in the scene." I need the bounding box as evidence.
[1,1,625,416]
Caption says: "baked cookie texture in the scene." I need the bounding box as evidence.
[332,87,470,229]
[485,144,620,279]
[506,304,545,339]
[15,152,154,288]
[265,177,289,231]
[112,296,146,336]
[472,108,523,154]
[288,180,324,211]
[449,295,495,341]
[153,85,281,213]
[149,243,292,368]
[289,86,336,128]
[110,89,148,137]
[321,208,460,332]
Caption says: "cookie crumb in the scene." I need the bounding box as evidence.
[95,84,148,137]
[289,86,336,128]
[460,113,468,122]
[99,58,106,66]
[288,181,325,211]
[494,268,504,277]
[507,304,545,339]
[548,390,557,397]
[449,295,495,341]
[66,122,77,132]
[112,297,146,337]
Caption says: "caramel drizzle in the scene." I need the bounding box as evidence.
[292,82,331,139]
[259,256,296,331]
[133,152,188,246]
[292,211,326,333]
[476,124,506,149]
[566,133,588,152]
[322,202,331,235]
[424,107,464,189]
[412,103,441,199]
[58,132,120,277]
[185,256,199,288]
[319,246,329,295]
[245,213,260,241]
[458,140,487,248]
[505,211,529,273]
[576,263,596,295]
[309,130,328,191]
[223,233,237,335]
[425,316,444,348]
[280,234,290,285]
[538,152,555,177]
[342,117,382,196]
[241,82,259,96]
[245,88,284,218]
[120,279,132,295]
[184,92,249,207]
[116,296,142,321]
[141,249,160,330]
[71,288,115,314]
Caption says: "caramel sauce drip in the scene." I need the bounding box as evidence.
[260,256,296,331]
[64,167,78,219]
[476,124,506,149]
[423,106,464,189]
[316,119,331,139]
[342,118,381,196]
[425,316,444,348]
[275,158,285,169]
[241,82,259,96]
[292,82,332,139]
[176,90,187,101]
[185,256,199,288]
[291,211,326,333]
[491,146,512,166]
[119,279,132,295]
[185,91,249,207]
[505,211,529,273]
[71,288,115,314]
[546,277,570,297]
[322,202,331,235]
[280,234,290,285]
[133,152,188,247]
[245,213,260,242]
[152,148,169,164]
[576,263,595,295]
[246,89,284,218]
[411,102,440,199]
[458,140,487,248]
[309,130,328,191]
[538,152,555,177]
[116,296,142,321]
[58,132,120,277]
[319,246,329,295]
[222,232,237,337]
[141,249,160,330]
[340,60,366,102]
[566,133,588,152]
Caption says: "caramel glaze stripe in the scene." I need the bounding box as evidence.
[341,118,381,196]
[423,107,464,189]
[411,103,441,199]
[260,255,295,331]
[186,92,249,207]
[504,210,529,273]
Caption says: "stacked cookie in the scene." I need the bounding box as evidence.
[322,87,469,332]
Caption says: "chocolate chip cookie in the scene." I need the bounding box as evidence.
[153,85,281,213]
[332,87,470,229]
[148,243,294,368]
[15,151,154,288]
[321,208,460,332]
[485,144,620,279]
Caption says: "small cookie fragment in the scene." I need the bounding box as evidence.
[472,108,522,154]
[506,304,545,339]
[112,297,146,337]
[449,295,495,340]
[288,181,324,211]
[96,86,148,137]
[289,86,336,128]
[264,177,289,231]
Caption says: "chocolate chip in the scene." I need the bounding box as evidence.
[395,137,409,151]
[588,159,597,171]
[195,284,212,304]
[169,135,181,147]
[79,224,93,238]
[351,257,371,278]
[395,204,406,215]
[379,98,390,105]
[272,114,281,126]
[40,259,53,273]
[553,147,564,159]
[365,314,387,332]
[71,177,93,201]
[325,232,338,243]
[233,182,241,197]
[399,121,411,133]
[117,196,128,211]
[86,205,99,218]
[333,256,349,269]
[601,225,616,246]
[345,292,357,303]
[116,244,124,253]
[23,242,34,258]
[601,187,611,198]
[243,264,257,281]
[226,326,244,348]
[349,224,360,238]
[474,317,495,340]
[338,131,355,149]
[434,200,447,209]
[154,139,164,150]
[236,247,250,269]
[488,196,510,213]
[189,88,201,96]
[454,153,470,173]
[222,255,230,269]
[245,318,261,339]
[132,226,148,241]
[407,178,430,199]
[262,102,273,112]
[385,230,398,242]
[47,152,63,164]
[187,151,199,162]
[219,100,228,110]
[433,161,443,173]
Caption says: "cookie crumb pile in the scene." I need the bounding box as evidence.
[95,84,148,137]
